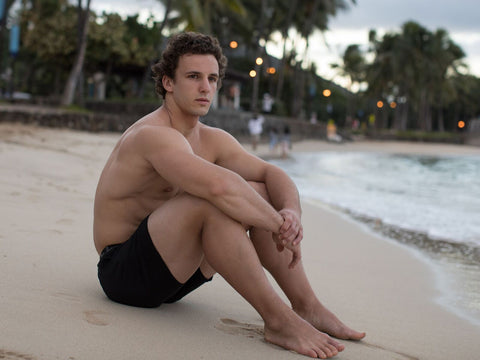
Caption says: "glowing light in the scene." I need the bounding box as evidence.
[249,70,257,78]
[267,67,276,74]
[229,41,238,49]
[458,120,466,129]
[377,101,384,108]
[323,89,331,97]
[390,101,397,109]
[255,57,263,66]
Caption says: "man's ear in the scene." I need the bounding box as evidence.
[162,75,174,93]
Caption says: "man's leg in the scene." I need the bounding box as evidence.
[248,183,366,341]
[148,193,343,358]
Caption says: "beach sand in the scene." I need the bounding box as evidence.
[1,122,480,360]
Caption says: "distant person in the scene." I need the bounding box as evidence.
[248,112,264,150]
[94,32,365,358]
[262,92,274,113]
[269,127,279,152]
[326,120,342,143]
[281,124,291,158]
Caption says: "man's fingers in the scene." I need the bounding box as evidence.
[280,218,292,233]
[279,223,301,244]
[288,247,301,269]
[292,227,303,246]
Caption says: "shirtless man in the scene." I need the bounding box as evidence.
[94,32,365,359]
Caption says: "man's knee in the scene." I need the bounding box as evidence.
[247,181,271,203]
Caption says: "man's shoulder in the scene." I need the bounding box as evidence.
[129,119,182,140]
[199,123,236,143]
[120,122,188,157]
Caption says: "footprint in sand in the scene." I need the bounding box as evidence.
[214,318,264,339]
[52,292,81,303]
[83,310,110,326]
[360,341,419,360]
[0,349,36,360]
[56,218,74,225]
[214,320,419,360]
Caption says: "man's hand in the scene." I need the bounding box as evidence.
[272,232,302,269]
[278,208,303,246]
[272,208,303,269]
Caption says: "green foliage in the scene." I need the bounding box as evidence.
[88,13,129,68]
[2,0,477,130]
[361,21,472,131]
[21,1,78,69]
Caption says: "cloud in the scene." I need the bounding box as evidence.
[332,0,479,32]
[323,0,480,77]
[91,0,480,78]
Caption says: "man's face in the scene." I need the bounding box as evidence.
[168,54,219,117]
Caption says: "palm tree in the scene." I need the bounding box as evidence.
[425,28,465,131]
[273,0,299,102]
[137,0,173,98]
[168,0,246,35]
[290,0,355,117]
[331,44,365,120]
[365,21,467,131]
[61,0,91,106]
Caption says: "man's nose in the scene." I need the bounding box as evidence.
[199,78,210,92]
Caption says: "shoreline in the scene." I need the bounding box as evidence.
[305,198,480,329]
[250,137,480,157]
[251,138,480,330]
[1,122,480,359]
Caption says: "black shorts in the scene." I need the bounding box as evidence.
[97,216,212,308]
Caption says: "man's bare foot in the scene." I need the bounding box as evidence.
[294,302,366,341]
[264,311,345,359]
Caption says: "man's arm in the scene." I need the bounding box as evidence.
[139,126,284,234]
[212,128,303,247]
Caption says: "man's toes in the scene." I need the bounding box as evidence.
[327,344,338,356]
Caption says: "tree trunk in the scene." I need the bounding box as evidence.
[291,0,320,118]
[61,0,91,106]
[138,0,172,99]
[274,0,298,102]
[425,104,432,131]
[0,0,15,94]
[418,88,428,130]
[437,108,445,132]
[250,0,268,111]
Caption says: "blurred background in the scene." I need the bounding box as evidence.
[1,0,479,328]
[0,0,479,142]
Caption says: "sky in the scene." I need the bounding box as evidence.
[91,0,480,87]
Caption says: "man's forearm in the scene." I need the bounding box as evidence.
[264,166,302,216]
[208,171,284,233]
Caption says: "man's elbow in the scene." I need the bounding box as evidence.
[207,174,240,200]
[208,178,231,198]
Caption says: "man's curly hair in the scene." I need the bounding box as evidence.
[152,32,227,98]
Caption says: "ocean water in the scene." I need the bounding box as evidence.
[268,151,480,326]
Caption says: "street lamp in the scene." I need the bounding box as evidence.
[323,89,331,97]
[229,41,238,49]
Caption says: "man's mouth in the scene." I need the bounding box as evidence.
[196,98,210,105]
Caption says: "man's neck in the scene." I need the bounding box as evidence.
[162,102,200,137]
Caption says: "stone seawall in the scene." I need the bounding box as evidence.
[0,104,327,142]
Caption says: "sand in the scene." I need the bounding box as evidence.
[1,122,480,360]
